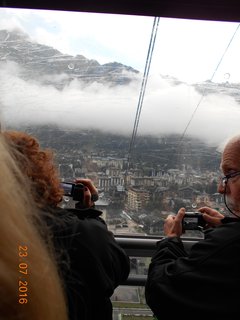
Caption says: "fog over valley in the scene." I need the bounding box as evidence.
[1,28,240,148]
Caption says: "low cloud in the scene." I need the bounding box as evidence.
[0,61,240,147]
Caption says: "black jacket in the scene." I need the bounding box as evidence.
[145,220,240,319]
[44,207,130,320]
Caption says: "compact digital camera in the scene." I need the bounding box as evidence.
[182,212,206,230]
[61,182,85,202]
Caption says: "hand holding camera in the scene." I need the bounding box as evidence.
[61,178,99,209]
[197,206,224,227]
[182,207,230,230]
[164,208,186,237]
[164,208,207,236]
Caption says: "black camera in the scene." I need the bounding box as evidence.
[182,212,206,230]
[61,182,85,202]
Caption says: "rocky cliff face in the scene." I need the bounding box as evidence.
[0,29,139,89]
[1,29,240,99]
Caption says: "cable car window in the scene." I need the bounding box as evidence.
[1,7,240,240]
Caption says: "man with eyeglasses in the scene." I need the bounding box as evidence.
[145,135,240,319]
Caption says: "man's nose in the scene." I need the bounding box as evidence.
[218,182,225,194]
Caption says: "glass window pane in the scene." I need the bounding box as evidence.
[0,7,238,239]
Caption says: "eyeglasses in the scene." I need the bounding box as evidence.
[219,171,240,187]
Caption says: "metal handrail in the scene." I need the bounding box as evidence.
[115,234,199,256]
[115,234,201,286]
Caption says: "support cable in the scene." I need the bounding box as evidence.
[125,17,160,181]
[178,23,240,145]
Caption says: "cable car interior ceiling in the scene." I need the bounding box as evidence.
[1,0,240,22]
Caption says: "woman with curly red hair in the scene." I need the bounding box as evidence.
[4,130,130,320]
[3,130,63,207]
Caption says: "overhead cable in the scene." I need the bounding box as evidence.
[179,23,240,145]
[126,17,160,177]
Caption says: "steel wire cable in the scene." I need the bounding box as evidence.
[178,23,240,146]
[125,17,160,179]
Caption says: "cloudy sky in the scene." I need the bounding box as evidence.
[0,7,240,146]
[1,7,240,82]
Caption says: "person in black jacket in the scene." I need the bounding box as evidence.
[46,204,130,320]
[4,130,130,320]
[145,134,240,319]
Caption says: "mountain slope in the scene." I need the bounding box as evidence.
[0,29,139,89]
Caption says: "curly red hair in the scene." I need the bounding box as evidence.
[3,131,63,207]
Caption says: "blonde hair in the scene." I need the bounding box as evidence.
[0,135,68,320]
